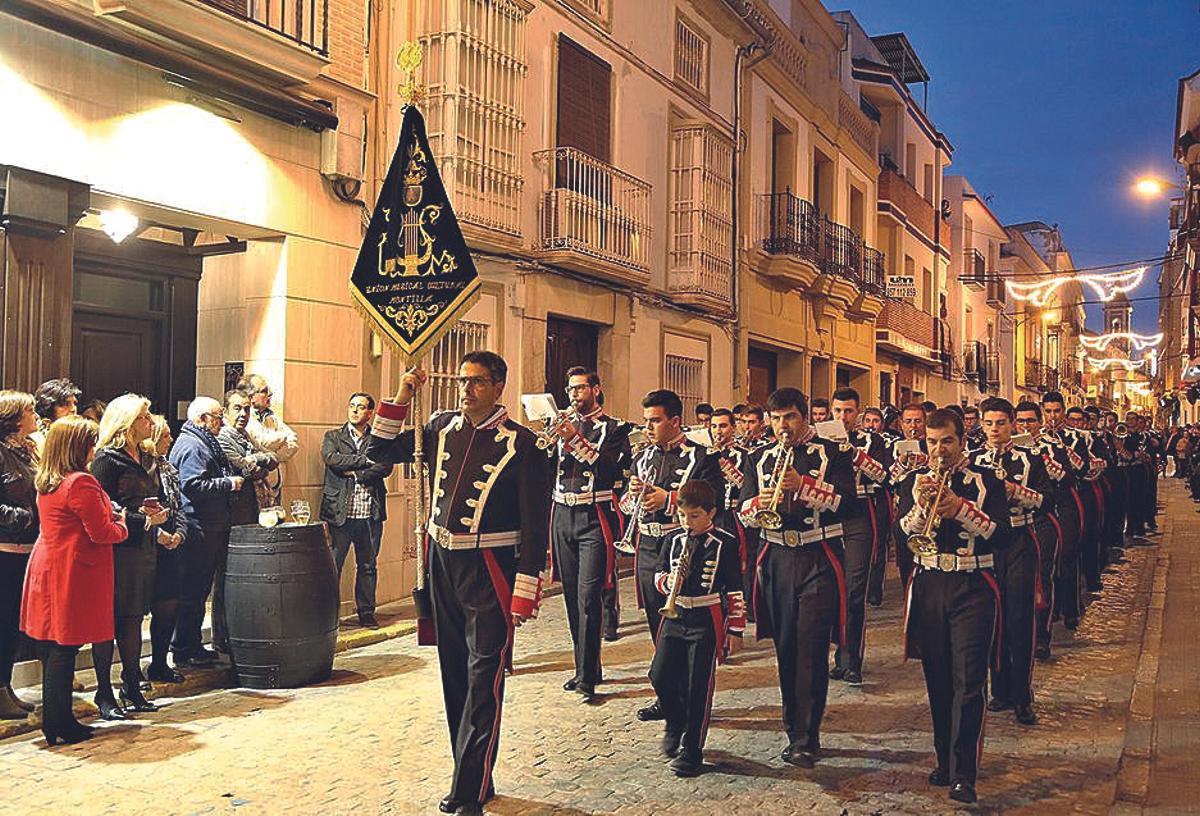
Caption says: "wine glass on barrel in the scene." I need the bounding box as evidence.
[290,499,311,526]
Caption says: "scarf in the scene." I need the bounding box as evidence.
[180,422,234,477]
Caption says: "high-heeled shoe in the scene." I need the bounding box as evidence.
[94,693,127,721]
[146,664,186,684]
[43,724,93,746]
[119,685,159,713]
[5,685,34,713]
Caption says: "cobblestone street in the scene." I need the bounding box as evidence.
[0,484,1193,815]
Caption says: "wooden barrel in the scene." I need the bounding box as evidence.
[224,523,339,689]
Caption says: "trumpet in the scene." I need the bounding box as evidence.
[1114,422,1129,439]
[755,432,794,531]
[659,539,696,620]
[907,458,949,557]
[615,459,658,554]
[628,426,651,457]
[718,452,744,489]
[535,410,578,450]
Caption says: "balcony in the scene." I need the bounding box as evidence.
[534,147,653,288]
[986,277,1007,307]
[668,125,733,312]
[878,168,935,239]
[1060,361,1083,392]
[839,91,878,158]
[755,192,885,301]
[877,299,940,362]
[89,0,331,86]
[1024,359,1059,392]
[986,351,1001,389]
[964,340,987,390]
[961,248,986,290]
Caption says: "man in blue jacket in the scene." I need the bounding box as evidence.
[169,396,243,667]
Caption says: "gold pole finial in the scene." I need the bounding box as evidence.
[397,42,425,106]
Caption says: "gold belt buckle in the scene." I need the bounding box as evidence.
[435,526,452,548]
[564,493,578,506]
[937,552,956,571]
[784,530,800,547]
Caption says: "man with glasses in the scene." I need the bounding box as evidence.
[367,351,550,816]
[320,393,395,628]
[546,367,629,699]
[237,373,299,507]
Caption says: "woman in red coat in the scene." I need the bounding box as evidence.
[21,415,128,745]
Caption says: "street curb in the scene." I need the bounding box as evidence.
[0,617,417,744]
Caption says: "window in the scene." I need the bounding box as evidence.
[771,120,795,195]
[559,0,609,25]
[674,15,708,96]
[923,163,934,204]
[556,36,612,163]
[416,0,529,236]
[670,123,732,302]
[664,353,705,422]
[905,142,917,180]
[427,320,491,414]
[921,267,933,313]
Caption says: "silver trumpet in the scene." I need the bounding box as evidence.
[615,459,658,555]
[535,409,579,450]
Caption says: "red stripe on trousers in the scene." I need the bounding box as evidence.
[479,551,514,804]
[821,541,848,646]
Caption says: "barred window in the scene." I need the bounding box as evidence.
[427,320,491,414]
[416,0,528,236]
[669,124,732,303]
[663,353,705,422]
[559,0,609,24]
[674,16,708,95]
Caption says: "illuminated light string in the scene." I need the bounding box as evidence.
[1005,267,1145,308]
[1078,331,1164,353]
[1087,356,1147,372]
[1126,382,1153,396]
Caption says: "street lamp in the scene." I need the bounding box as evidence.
[1133,175,1181,199]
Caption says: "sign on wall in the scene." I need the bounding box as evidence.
[887,275,917,299]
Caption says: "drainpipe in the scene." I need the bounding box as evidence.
[732,40,771,392]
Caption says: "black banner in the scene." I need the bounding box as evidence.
[350,105,480,364]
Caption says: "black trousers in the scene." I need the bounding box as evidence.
[1077,481,1101,590]
[1053,492,1081,624]
[760,542,839,748]
[173,522,229,657]
[835,515,872,674]
[636,532,671,642]
[1033,517,1060,649]
[429,543,515,806]
[912,569,997,785]
[896,519,915,589]
[649,610,719,755]
[0,552,29,685]
[1147,461,1160,529]
[867,491,889,603]
[1100,474,1123,561]
[552,504,607,686]
[1124,466,1147,535]
[716,509,758,623]
[35,640,80,733]
[990,534,1038,706]
[329,517,383,614]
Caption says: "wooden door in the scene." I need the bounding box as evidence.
[545,316,599,409]
[747,346,777,407]
[71,312,164,409]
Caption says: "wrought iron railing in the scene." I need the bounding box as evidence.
[758,191,884,295]
[962,248,985,286]
[761,191,821,262]
[862,247,886,295]
[199,0,329,55]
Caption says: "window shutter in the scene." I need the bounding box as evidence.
[556,36,612,163]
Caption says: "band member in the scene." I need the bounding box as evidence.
[620,389,720,722]
[810,398,831,424]
[1015,401,1075,658]
[710,408,757,621]
[975,398,1053,726]
[1084,406,1122,569]
[890,404,931,588]
[549,367,630,700]
[861,405,891,605]
[1041,392,1090,630]
[739,388,855,768]
[367,352,551,816]
[963,405,985,451]
[737,404,769,449]
[829,388,891,684]
[649,480,745,777]
[898,409,1008,805]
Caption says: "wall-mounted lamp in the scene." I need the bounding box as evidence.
[99,209,138,243]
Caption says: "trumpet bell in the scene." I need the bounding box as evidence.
[756,509,783,531]
[907,533,939,558]
[659,601,680,619]
[613,537,636,555]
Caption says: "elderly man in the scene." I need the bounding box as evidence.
[238,374,298,506]
[170,396,244,667]
[217,389,279,526]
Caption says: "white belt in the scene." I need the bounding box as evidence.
[638,522,680,538]
[764,524,843,547]
[427,522,519,551]
[672,593,721,609]
[1009,512,1036,528]
[916,552,994,572]
[0,543,32,555]
[856,484,880,497]
[553,490,613,507]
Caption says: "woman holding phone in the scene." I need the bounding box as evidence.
[145,415,185,684]
[89,394,174,716]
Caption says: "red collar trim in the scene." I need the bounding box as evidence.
[473,406,509,430]
[657,432,686,452]
[578,405,604,422]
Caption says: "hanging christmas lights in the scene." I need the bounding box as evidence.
[1127,382,1153,396]
[1078,331,1163,353]
[1006,267,1146,308]
[1087,356,1147,372]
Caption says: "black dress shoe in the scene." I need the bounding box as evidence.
[670,749,703,777]
[1015,703,1037,725]
[843,669,863,686]
[562,677,579,692]
[358,613,380,629]
[119,686,160,713]
[146,664,186,684]
[1035,642,1051,661]
[438,796,460,814]
[576,682,596,700]
[987,697,1012,712]
[454,804,482,816]
[867,592,883,607]
[949,780,977,804]
[928,767,950,787]
[660,727,683,758]
[44,725,93,747]
[637,701,665,721]
[1064,617,1079,631]
[604,627,619,642]
[828,666,846,681]
[781,741,814,768]
[94,694,127,721]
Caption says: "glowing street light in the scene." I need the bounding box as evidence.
[1133,176,1180,199]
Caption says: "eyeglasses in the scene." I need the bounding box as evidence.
[456,376,496,389]
[565,384,592,394]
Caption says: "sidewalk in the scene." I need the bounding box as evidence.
[1113,479,1200,815]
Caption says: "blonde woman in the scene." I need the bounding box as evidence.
[89,394,171,717]
[21,416,128,745]
[145,415,185,684]
[0,390,38,719]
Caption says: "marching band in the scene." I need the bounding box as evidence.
[377,351,1163,813]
